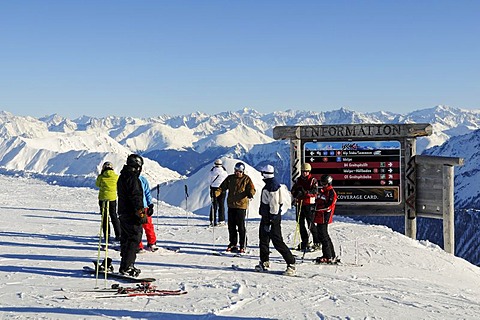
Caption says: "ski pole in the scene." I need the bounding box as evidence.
[292,199,302,249]
[184,184,189,226]
[209,192,214,226]
[211,203,216,250]
[103,201,110,287]
[301,208,314,261]
[156,184,160,231]
[243,200,250,252]
[95,201,106,288]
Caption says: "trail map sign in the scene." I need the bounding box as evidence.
[304,140,401,204]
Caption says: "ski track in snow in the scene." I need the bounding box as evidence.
[1,175,480,319]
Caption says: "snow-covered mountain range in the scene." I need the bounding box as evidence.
[1,105,480,264]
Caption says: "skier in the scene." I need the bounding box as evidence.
[208,159,228,226]
[255,165,296,276]
[215,161,256,253]
[95,161,121,242]
[117,154,148,277]
[314,174,338,263]
[138,174,158,252]
[291,163,320,252]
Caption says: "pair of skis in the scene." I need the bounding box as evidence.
[63,283,187,299]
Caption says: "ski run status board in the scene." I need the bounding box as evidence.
[304,140,401,205]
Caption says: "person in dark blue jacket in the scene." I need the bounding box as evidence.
[255,165,296,276]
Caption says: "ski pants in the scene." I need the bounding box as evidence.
[259,217,295,265]
[119,216,143,271]
[99,200,121,240]
[227,207,247,249]
[297,204,319,249]
[139,215,157,249]
[210,187,226,223]
[316,223,336,259]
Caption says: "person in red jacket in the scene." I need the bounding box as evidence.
[314,174,338,263]
[291,163,320,251]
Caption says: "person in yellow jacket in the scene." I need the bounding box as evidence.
[95,161,121,242]
[215,162,256,253]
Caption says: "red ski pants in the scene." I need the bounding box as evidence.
[138,215,157,249]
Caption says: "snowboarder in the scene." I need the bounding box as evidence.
[209,159,228,226]
[138,174,158,252]
[255,165,296,276]
[314,174,338,263]
[117,154,148,277]
[95,161,121,242]
[215,161,256,253]
[291,163,320,252]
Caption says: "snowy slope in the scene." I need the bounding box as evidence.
[1,175,480,319]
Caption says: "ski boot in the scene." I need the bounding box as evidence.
[226,245,238,253]
[254,261,270,272]
[147,243,159,252]
[284,264,296,276]
[95,258,113,273]
[119,265,141,277]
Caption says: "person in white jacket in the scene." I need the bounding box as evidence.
[208,159,228,226]
[255,165,296,276]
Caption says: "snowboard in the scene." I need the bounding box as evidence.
[83,266,156,283]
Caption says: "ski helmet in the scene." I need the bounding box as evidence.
[214,159,223,166]
[320,174,333,186]
[102,161,114,171]
[260,165,275,179]
[126,154,144,168]
[301,163,312,171]
[234,162,245,173]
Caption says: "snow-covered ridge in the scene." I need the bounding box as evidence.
[1,104,480,195]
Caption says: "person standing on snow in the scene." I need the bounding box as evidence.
[314,174,338,264]
[95,161,121,242]
[137,174,158,253]
[117,154,148,277]
[208,159,228,226]
[255,165,296,276]
[215,162,256,253]
[291,163,320,252]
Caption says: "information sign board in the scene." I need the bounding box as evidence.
[304,140,402,204]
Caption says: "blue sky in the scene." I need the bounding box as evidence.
[1,1,479,119]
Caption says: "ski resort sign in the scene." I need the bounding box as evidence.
[273,123,464,254]
[304,140,401,204]
[273,123,431,208]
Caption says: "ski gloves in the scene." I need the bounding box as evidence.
[263,214,280,233]
[147,204,154,217]
[292,187,305,199]
[137,208,148,224]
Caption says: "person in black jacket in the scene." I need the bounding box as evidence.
[117,154,148,277]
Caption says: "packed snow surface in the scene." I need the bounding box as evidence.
[1,175,480,319]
